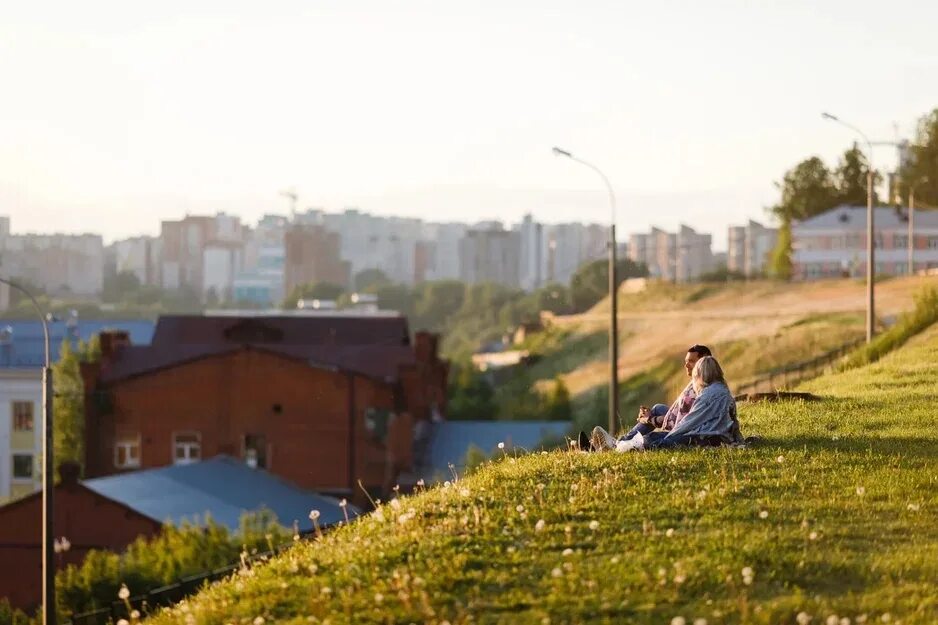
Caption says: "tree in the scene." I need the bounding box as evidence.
[544,376,572,421]
[354,268,391,292]
[899,108,938,206]
[569,258,649,312]
[53,340,86,475]
[770,156,839,223]
[102,271,142,303]
[833,145,880,207]
[281,282,345,309]
[447,365,497,421]
[768,220,793,280]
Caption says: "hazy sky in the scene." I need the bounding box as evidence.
[3,0,938,250]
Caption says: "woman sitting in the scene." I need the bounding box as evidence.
[592,356,743,451]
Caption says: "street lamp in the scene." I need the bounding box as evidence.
[551,147,619,433]
[821,112,876,343]
[0,277,54,625]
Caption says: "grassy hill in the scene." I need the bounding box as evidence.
[147,324,938,624]
[497,276,932,429]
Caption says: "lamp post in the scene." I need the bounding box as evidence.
[822,112,876,343]
[908,187,915,275]
[551,147,619,433]
[0,278,54,625]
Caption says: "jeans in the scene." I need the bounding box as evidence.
[620,403,668,441]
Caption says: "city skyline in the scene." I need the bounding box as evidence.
[4,1,938,249]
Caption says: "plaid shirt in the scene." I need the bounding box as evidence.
[655,381,698,431]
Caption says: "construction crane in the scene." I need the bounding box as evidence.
[279,188,298,215]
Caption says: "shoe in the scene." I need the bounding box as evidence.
[577,431,592,452]
[591,426,618,451]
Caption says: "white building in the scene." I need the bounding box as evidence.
[419,222,468,282]
[0,367,41,503]
[0,222,104,296]
[545,223,607,284]
[234,214,287,306]
[792,205,938,280]
[459,224,522,287]
[112,236,161,285]
[203,243,243,302]
[628,224,716,282]
[514,214,549,291]
[727,220,778,277]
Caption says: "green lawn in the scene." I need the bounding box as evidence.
[148,326,938,625]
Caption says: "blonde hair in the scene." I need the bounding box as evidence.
[692,355,726,393]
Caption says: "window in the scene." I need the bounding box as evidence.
[12,453,33,479]
[12,401,34,432]
[928,237,938,250]
[114,436,141,469]
[173,432,201,465]
[243,434,267,469]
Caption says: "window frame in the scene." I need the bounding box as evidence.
[172,431,202,465]
[11,401,34,432]
[114,434,142,469]
[12,453,34,480]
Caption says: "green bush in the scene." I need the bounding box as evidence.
[55,510,288,621]
[842,285,938,369]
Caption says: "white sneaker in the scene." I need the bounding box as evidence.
[632,432,645,450]
[614,439,635,452]
[591,426,618,451]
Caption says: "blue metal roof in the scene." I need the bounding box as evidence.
[0,319,155,367]
[84,455,358,532]
[423,420,572,480]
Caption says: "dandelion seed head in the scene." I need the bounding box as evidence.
[589,521,600,531]
[498,442,505,450]
[308,510,320,521]
[118,584,130,600]
[759,510,769,519]
[130,611,140,620]
[416,479,425,487]
[339,498,347,508]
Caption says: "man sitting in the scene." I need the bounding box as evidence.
[587,344,713,451]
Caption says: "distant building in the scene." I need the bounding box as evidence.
[283,224,349,296]
[111,236,161,286]
[159,213,245,297]
[514,214,548,291]
[0,319,155,504]
[545,223,606,285]
[727,220,778,277]
[81,315,449,499]
[791,205,938,279]
[419,222,467,282]
[0,219,104,297]
[628,225,715,282]
[235,214,288,306]
[459,224,521,287]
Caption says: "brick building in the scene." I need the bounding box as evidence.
[81,315,448,500]
[0,463,161,610]
[283,225,350,296]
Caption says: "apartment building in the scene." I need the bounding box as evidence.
[791,205,938,279]
[458,224,522,287]
[545,222,607,285]
[283,224,350,295]
[628,225,715,282]
[727,220,778,277]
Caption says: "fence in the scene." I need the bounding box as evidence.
[734,337,864,397]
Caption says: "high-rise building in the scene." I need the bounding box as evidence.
[727,220,778,277]
[0,219,104,296]
[515,214,548,291]
[545,223,606,284]
[628,224,715,282]
[459,224,521,287]
[284,224,349,296]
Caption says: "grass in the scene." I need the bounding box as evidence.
[842,286,938,370]
[144,325,938,625]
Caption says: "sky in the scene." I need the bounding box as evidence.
[2,0,938,250]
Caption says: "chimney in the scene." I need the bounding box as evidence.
[99,331,131,363]
[414,331,438,363]
[58,461,81,487]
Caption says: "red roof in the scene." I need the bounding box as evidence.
[100,315,416,383]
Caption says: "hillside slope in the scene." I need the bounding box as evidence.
[148,325,938,625]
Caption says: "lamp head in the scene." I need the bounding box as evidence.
[552,146,573,158]
[821,112,839,121]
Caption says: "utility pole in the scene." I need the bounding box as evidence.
[909,188,915,275]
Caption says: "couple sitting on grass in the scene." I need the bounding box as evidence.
[582,344,744,452]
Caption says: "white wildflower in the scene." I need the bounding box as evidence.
[809,531,819,541]
[907,503,920,511]
[516,505,525,513]
[671,617,687,625]
[562,548,574,557]
[535,519,546,532]
[741,566,754,585]
[665,528,675,538]
[339,498,347,508]
[759,510,769,519]
[130,611,140,620]
[610,556,620,564]
[796,612,813,625]
[443,480,452,488]
[856,486,866,496]
[117,620,129,625]
[416,479,425,487]
[374,592,384,604]
[308,510,320,521]
[880,614,892,623]
[459,488,470,497]
[673,573,687,584]
[826,616,839,625]
[693,619,708,625]
[589,521,600,531]
[321,587,332,595]
[551,567,563,578]
[118,585,130,600]
[840,617,852,625]
[253,618,265,625]
[776,455,785,463]
[498,442,505,450]
[390,498,401,510]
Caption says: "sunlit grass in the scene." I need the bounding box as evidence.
[146,326,938,625]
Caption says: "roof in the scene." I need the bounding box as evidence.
[793,205,938,231]
[422,420,571,480]
[99,314,417,383]
[84,455,358,531]
[0,319,155,368]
